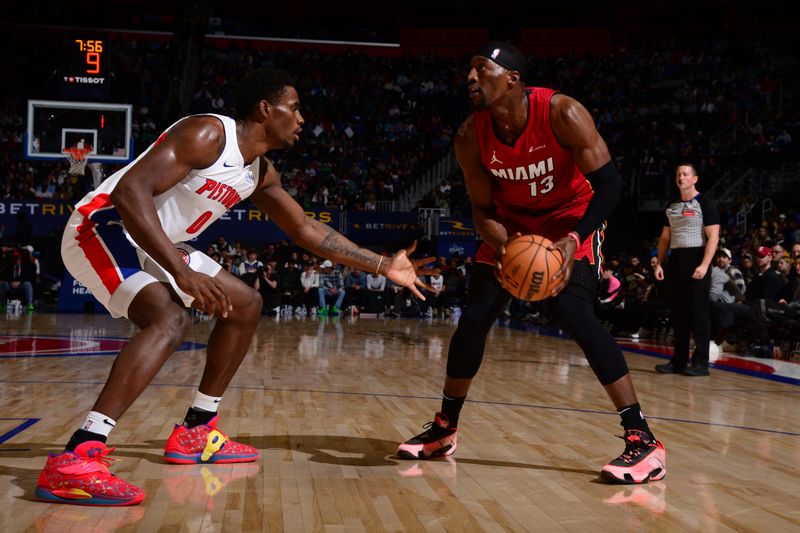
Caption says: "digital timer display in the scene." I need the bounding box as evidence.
[74,39,104,74]
[60,35,110,98]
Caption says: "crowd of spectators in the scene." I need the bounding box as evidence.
[2,30,798,361]
[198,235,470,320]
[192,46,463,211]
[2,33,796,215]
[587,208,800,360]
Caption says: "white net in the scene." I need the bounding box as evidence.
[65,147,91,176]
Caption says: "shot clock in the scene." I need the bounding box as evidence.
[59,35,110,99]
[73,39,104,74]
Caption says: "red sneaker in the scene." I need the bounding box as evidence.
[163,415,258,464]
[601,430,667,484]
[35,441,144,506]
[396,412,458,460]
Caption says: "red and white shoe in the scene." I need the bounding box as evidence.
[601,429,666,484]
[163,415,258,464]
[396,412,458,460]
[35,441,144,506]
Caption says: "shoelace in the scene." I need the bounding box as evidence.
[419,418,452,439]
[81,446,116,469]
[616,433,651,464]
[59,446,117,477]
[417,421,435,438]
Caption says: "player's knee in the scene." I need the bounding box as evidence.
[152,307,192,346]
[170,308,193,336]
[458,304,495,335]
[245,288,263,318]
[223,287,262,324]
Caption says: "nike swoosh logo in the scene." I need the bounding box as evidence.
[223,162,236,168]
[213,399,221,403]
[103,418,116,426]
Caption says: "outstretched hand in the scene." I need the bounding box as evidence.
[385,240,435,300]
[548,235,576,297]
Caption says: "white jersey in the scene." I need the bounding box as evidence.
[74,114,259,243]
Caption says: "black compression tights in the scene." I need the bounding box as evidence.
[446,261,629,385]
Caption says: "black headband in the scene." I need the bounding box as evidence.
[475,41,528,79]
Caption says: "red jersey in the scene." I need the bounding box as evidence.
[473,87,601,265]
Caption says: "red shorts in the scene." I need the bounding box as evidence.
[475,205,606,277]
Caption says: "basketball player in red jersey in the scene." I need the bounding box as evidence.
[398,43,666,484]
[37,69,431,506]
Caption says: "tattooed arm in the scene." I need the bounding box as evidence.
[250,158,431,297]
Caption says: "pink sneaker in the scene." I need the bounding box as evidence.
[601,429,666,484]
[36,441,144,506]
[396,412,458,460]
[163,415,258,464]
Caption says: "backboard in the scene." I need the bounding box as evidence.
[25,99,133,163]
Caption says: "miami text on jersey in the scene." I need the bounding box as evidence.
[489,157,554,181]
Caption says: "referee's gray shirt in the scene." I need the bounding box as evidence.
[664,194,719,249]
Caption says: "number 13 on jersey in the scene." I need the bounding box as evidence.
[529,175,554,197]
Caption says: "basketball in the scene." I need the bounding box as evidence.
[499,235,563,301]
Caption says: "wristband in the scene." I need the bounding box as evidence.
[568,231,581,247]
[375,256,384,274]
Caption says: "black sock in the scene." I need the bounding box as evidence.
[441,393,466,428]
[65,429,107,451]
[618,403,653,439]
[183,407,217,428]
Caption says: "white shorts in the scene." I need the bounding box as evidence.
[61,208,221,319]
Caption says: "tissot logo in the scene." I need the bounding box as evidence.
[63,76,106,84]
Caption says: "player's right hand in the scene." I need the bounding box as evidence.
[175,270,232,318]
[654,264,664,281]
[495,232,522,270]
[493,232,522,283]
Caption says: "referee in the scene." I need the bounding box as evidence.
[653,163,720,376]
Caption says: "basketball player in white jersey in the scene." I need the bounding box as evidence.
[37,68,432,506]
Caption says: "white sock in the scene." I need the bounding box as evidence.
[191,391,222,412]
[81,411,117,438]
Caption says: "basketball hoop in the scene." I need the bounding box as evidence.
[64,146,92,176]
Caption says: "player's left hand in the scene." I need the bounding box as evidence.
[548,235,577,297]
[385,240,435,300]
[692,264,708,279]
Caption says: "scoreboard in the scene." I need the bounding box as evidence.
[59,35,110,99]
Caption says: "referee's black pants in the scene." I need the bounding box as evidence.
[667,249,712,369]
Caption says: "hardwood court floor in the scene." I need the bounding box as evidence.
[1,312,799,532]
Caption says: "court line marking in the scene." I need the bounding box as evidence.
[1,379,798,437]
[499,320,800,386]
[0,418,40,445]
[0,335,205,359]
[711,388,800,393]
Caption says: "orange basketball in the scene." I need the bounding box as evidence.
[499,235,563,301]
